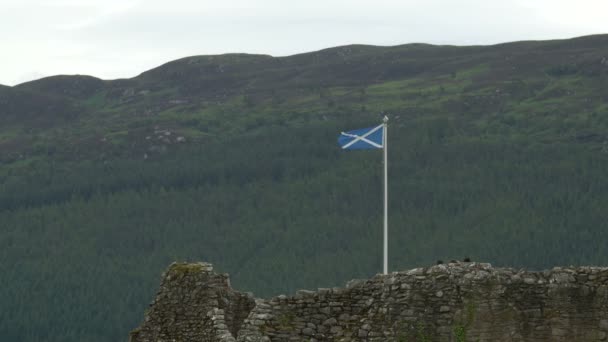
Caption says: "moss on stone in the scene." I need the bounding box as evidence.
[169,262,212,275]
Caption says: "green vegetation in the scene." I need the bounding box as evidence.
[416,323,432,342]
[170,263,207,275]
[453,301,476,341]
[1,35,608,341]
[454,325,467,342]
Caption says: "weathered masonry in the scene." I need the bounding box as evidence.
[130,262,608,341]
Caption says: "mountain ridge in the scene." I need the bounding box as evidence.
[10,34,608,89]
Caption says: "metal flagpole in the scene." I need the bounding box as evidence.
[383,115,388,275]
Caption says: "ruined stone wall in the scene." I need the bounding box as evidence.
[129,262,255,342]
[131,262,608,341]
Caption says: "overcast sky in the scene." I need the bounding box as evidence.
[1,0,607,86]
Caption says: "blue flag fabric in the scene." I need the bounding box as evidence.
[338,124,384,150]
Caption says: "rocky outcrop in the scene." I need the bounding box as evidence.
[130,262,608,341]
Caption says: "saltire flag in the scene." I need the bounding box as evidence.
[338,123,384,150]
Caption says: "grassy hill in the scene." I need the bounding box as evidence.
[2,35,608,341]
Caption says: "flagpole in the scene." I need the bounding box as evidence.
[383,115,388,275]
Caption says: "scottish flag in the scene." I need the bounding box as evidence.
[338,123,384,150]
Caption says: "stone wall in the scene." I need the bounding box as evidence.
[129,262,255,342]
[130,262,608,341]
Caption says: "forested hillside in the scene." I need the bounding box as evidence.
[1,35,608,341]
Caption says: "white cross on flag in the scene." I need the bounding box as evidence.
[337,123,384,150]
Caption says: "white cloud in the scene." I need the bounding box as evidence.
[518,0,608,33]
[53,0,142,30]
[12,71,46,85]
